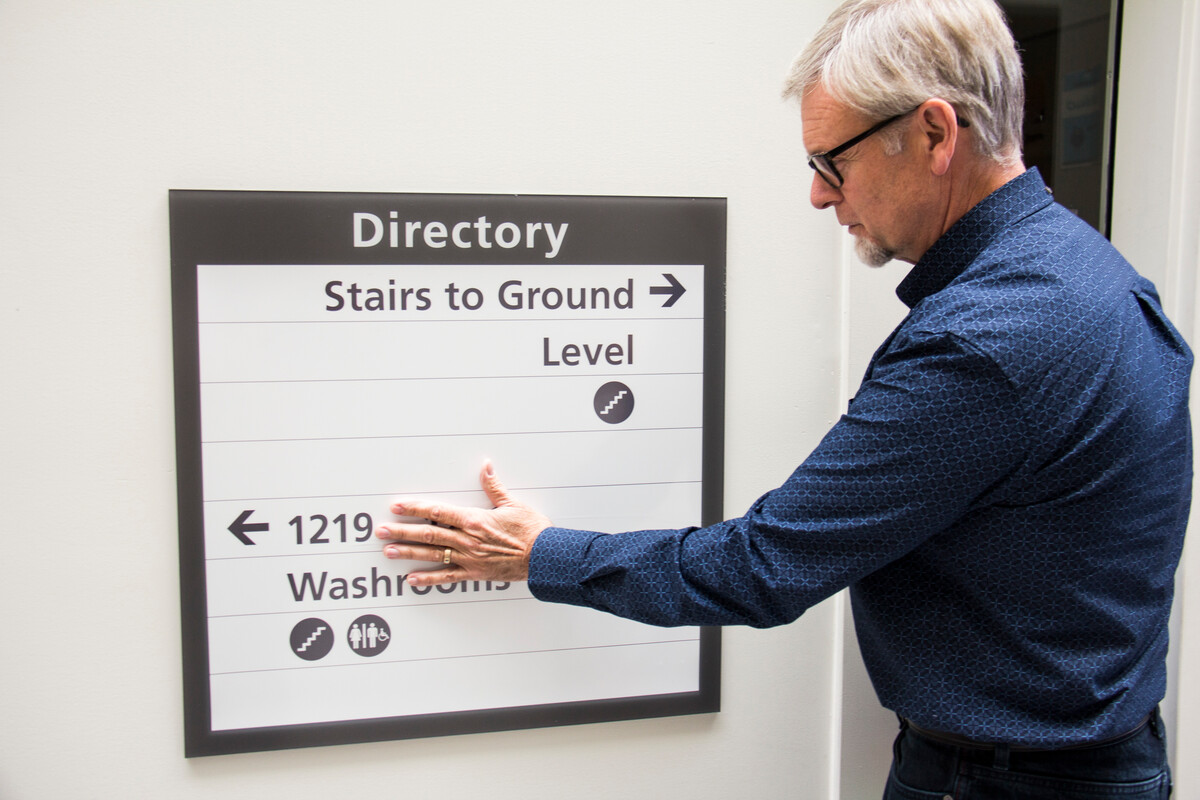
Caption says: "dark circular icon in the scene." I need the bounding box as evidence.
[594,381,634,424]
[290,617,335,661]
[347,614,391,657]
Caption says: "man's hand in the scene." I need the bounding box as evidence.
[375,461,551,587]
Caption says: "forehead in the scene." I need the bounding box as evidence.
[800,85,872,154]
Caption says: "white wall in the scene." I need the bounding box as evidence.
[0,1,855,798]
[3,1,1195,798]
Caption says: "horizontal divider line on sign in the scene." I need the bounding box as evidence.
[203,425,702,445]
[204,479,703,505]
[208,637,700,678]
[207,594,535,619]
[206,548,387,562]
[200,371,703,385]
[207,551,427,563]
[198,316,704,325]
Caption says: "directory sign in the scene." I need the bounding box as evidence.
[170,191,725,756]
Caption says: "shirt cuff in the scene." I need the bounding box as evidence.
[528,526,604,606]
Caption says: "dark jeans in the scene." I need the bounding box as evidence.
[882,711,1171,799]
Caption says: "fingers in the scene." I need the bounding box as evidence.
[378,541,448,563]
[404,568,462,587]
[479,459,516,508]
[388,497,471,530]
[384,461,515,531]
[376,461,538,588]
[373,520,469,552]
[377,548,468,588]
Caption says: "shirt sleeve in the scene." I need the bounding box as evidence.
[528,329,1031,627]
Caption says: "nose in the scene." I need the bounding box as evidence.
[810,172,841,210]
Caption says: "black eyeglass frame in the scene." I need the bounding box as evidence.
[807,105,970,189]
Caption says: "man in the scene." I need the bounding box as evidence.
[375,0,1190,796]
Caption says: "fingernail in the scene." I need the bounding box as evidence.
[485,461,495,477]
[390,503,406,514]
[384,546,401,558]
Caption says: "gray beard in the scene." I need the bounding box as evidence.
[855,235,895,268]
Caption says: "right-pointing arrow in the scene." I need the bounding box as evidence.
[649,273,686,308]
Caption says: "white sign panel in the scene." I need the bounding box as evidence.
[171,191,725,756]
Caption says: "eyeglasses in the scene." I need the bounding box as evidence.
[807,106,970,189]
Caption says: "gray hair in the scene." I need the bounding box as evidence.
[783,0,1024,167]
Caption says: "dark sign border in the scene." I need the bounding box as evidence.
[170,190,726,757]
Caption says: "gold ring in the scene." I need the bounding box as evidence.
[443,547,452,565]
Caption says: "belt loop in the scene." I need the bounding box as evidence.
[1149,707,1163,740]
[993,743,1010,771]
[894,715,909,764]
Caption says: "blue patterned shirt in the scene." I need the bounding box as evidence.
[529,169,1192,746]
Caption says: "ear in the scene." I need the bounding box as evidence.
[915,99,960,176]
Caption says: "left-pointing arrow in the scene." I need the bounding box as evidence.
[228,510,269,545]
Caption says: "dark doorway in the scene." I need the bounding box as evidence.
[1000,1,1121,236]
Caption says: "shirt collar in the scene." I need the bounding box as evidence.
[895,167,1055,308]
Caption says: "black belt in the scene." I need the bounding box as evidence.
[902,713,1153,753]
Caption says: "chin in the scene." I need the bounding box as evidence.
[854,235,895,268]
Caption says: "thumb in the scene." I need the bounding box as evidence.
[479,460,518,508]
